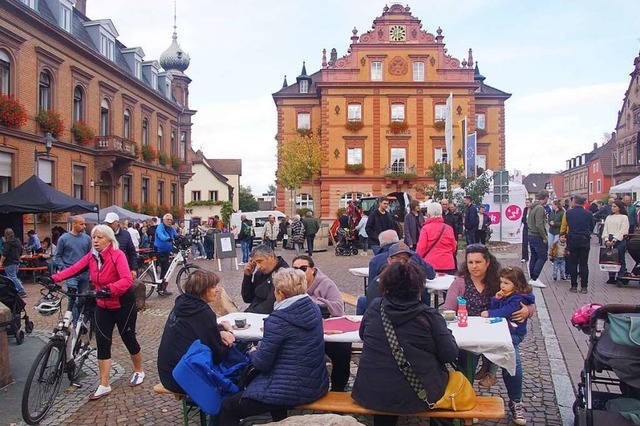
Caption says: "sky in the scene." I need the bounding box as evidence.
[88,0,640,195]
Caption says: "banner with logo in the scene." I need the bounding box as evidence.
[465,132,477,178]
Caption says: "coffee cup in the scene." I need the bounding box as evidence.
[235,317,247,328]
[442,310,456,321]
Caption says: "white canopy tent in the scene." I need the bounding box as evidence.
[610,175,640,193]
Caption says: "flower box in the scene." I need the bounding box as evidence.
[0,94,27,128]
[36,109,65,138]
[388,120,408,134]
[71,121,96,145]
[297,128,313,137]
[434,120,446,131]
[344,120,364,132]
[171,155,180,170]
[345,163,365,174]
[158,151,168,166]
[141,144,157,162]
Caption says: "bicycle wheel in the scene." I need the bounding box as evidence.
[175,265,200,294]
[137,262,158,299]
[22,339,66,425]
[68,321,92,383]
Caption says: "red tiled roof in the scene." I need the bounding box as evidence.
[207,159,242,176]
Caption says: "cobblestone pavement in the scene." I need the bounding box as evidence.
[8,243,572,425]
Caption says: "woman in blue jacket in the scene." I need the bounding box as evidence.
[217,268,329,425]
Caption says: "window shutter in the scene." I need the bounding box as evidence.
[0,152,11,176]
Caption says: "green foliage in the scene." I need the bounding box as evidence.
[141,144,157,162]
[417,163,470,201]
[296,207,312,217]
[158,151,168,166]
[276,133,323,191]
[184,199,236,224]
[239,186,260,212]
[267,183,277,196]
[345,163,365,173]
[171,155,180,170]
[123,201,139,213]
[36,109,65,138]
[463,173,492,206]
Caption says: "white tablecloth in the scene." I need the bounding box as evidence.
[218,312,362,343]
[424,274,455,292]
[448,316,516,375]
[348,267,369,278]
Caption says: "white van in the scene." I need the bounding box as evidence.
[230,210,286,242]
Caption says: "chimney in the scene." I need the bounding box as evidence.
[76,0,86,15]
[594,142,597,150]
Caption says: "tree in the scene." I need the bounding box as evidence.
[415,163,470,201]
[276,132,323,212]
[267,183,276,196]
[239,185,260,212]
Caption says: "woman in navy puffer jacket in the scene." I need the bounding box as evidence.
[217,268,329,425]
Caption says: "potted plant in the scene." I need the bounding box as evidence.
[36,109,65,138]
[297,128,313,137]
[141,144,157,162]
[171,155,180,170]
[0,93,28,128]
[345,163,365,174]
[434,120,446,131]
[158,151,168,166]
[71,121,96,145]
[345,120,364,132]
[388,120,408,134]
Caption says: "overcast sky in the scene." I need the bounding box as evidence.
[88,0,640,195]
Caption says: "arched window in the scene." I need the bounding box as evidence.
[157,125,164,152]
[123,109,131,139]
[170,130,176,156]
[100,98,110,136]
[338,192,365,208]
[296,193,314,211]
[73,86,84,122]
[39,70,52,111]
[142,118,149,145]
[0,49,10,95]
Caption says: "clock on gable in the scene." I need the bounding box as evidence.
[389,25,406,42]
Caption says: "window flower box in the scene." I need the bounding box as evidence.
[71,121,96,146]
[36,109,65,138]
[171,155,180,170]
[388,120,408,134]
[158,151,168,166]
[345,120,364,132]
[297,128,313,137]
[0,94,28,128]
[345,163,365,174]
[141,144,157,162]
[434,120,446,131]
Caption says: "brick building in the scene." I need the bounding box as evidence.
[0,0,194,233]
[272,4,510,220]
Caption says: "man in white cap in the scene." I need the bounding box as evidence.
[104,212,137,278]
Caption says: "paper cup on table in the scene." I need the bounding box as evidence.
[442,310,456,321]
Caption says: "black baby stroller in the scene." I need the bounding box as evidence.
[618,233,640,286]
[334,227,358,256]
[572,303,640,426]
[0,275,34,344]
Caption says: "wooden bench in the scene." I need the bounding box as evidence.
[296,391,505,425]
[153,383,208,426]
[340,291,358,307]
[0,266,48,283]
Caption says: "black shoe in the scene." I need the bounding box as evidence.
[569,287,578,293]
[158,289,173,296]
[580,287,588,294]
[606,278,616,284]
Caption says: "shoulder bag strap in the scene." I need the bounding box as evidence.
[423,225,446,257]
[380,305,435,409]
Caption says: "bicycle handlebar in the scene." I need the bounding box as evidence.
[38,282,99,298]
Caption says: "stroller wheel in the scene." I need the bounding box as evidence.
[16,329,25,345]
[25,320,34,334]
[351,248,358,255]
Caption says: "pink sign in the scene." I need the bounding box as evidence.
[487,212,501,224]
[504,205,523,221]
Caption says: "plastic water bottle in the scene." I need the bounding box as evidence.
[457,296,468,327]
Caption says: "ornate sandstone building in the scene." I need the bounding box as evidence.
[273,4,510,220]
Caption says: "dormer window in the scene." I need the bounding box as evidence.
[135,60,142,79]
[299,80,308,94]
[21,0,36,9]
[100,34,115,61]
[151,71,158,89]
[61,5,72,33]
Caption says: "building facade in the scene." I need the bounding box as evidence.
[0,0,194,231]
[272,4,510,220]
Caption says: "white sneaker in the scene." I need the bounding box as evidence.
[528,279,547,288]
[129,371,145,387]
[89,384,112,400]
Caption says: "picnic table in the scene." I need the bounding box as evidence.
[348,267,369,294]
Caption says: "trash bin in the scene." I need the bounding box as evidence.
[313,224,329,252]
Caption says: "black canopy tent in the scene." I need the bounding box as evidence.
[0,175,99,240]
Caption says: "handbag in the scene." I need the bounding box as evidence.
[599,247,621,272]
[608,313,640,348]
[380,305,476,411]
[172,340,249,415]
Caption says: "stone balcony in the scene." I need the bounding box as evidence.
[94,135,138,158]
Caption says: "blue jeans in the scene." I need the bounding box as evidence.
[465,229,477,245]
[4,264,25,294]
[552,258,566,280]
[192,242,205,257]
[502,335,524,402]
[609,239,628,279]
[65,274,90,322]
[528,235,547,280]
[306,235,315,256]
[356,296,367,315]
[240,240,251,263]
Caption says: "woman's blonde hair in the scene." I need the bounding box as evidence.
[273,268,307,299]
[91,224,119,250]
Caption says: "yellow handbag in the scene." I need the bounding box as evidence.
[433,370,477,411]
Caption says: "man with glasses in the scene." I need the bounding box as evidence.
[292,255,351,392]
[154,213,179,296]
[241,244,288,313]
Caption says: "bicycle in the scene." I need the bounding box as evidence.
[136,236,200,298]
[21,281,97,425]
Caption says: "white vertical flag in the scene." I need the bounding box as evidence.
[445,92,453,166]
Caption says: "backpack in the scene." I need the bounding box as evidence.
[241,221,253,238]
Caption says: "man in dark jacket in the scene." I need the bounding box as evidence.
[146,217,158,247]
[241,244,289,314]
[366,197,396,255]
[519,198,531,262]
[463,196,479,245]
[301,211,320,256]
[104,212,137,277]
[565,195,593,293]
[526,190,549,288]
[0,228,27,297]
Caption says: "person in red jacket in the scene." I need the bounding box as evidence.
[416,202,457,274]
[52,224,143,400]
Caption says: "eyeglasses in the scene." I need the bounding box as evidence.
[293,265,309,272]
[466,243,488,252]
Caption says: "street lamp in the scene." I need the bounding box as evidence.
[34,132,55,176]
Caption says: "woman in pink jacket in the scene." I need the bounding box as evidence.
[416,202,457,274]
[52,224,143,400]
